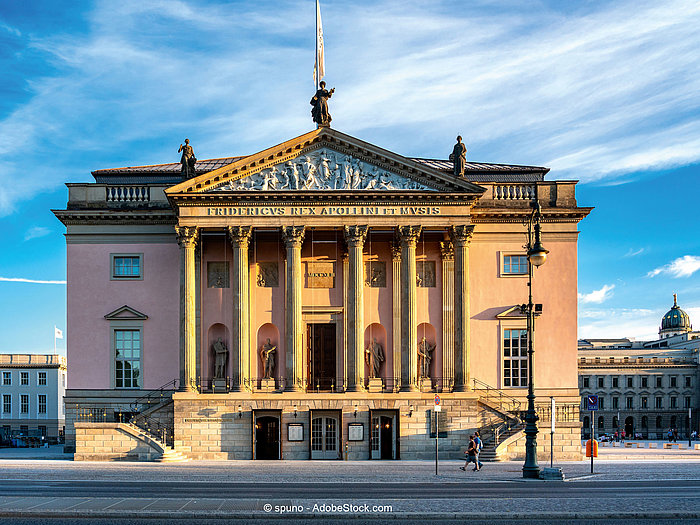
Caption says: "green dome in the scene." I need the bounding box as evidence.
[661,294,691,332]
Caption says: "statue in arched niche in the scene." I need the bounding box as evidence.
[212,337,228,379]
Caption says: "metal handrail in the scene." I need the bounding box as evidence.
[129,379,179,413]
[472,377,522,414]
[129,413,174,448]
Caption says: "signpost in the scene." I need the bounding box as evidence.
[587,395,598,473]
[434,395,441,475]
[550,397,555,468]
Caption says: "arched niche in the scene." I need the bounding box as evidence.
[207,323,230,382]
[257,323,280,380]
[417,323,437,378]
[364,323,387,380]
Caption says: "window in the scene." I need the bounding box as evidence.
[503,329,528,387]
[503,255,528,275]
[38,372,47,386]
[62,373,66,388]
[38,426,47,437]
[582,377,590,388]
[2,372,10,385]
[627,377,633,388]
[626,397,633,409]
[670,397,677,409]
[2,395,10,414]
[612,397,619,409]
[115,330,141,388]
[612,416,618,428]
[641,397,648,409]
[612,377,619,388]
[111,254,142,280]
[20,395,29,414]
[641,416,648,429]
[655,397,663,409]
[598,397,605,410]
[670,376,677,388]
[1,425,9,438]
[685,397,691,409]
[38,395,46,414]
[597,377,604,388]
[656,416,663,428]
[656,376,662,388]
[598,416,604,430]
[19,425,28,435]
[686,377,692,388]
[641,377,648,388]
[20,372,29,386]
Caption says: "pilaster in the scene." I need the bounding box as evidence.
[343,225,368,392]
[450,225,474,391]
[282,226,305,392]
[391,242,401,393]
[399,225,421,391]
[228,226,252,392]
[440,240,455,392]
[176,225,198,392]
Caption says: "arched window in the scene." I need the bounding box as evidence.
[656,416,663,428]
[598,416,604,430]
[612,416,618,428]
[641,416,648,428]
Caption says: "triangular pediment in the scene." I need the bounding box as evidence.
[495,305,542,319]
[104,305,148,320]
[166,128,485,196]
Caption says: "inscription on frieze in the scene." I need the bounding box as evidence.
[417,261,436,287]
[365,261,386,288]
[207,262,230,288]
[306,261,335,288]
[257,262,279,287]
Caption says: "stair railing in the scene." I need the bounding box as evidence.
[472,377,522,414]
[129,379,179,414]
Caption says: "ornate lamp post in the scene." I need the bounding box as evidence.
[522,201,548,479]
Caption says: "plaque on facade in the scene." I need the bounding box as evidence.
[416,261,436,287]
[288,423,304,442]
[348,422,364,442]
[306,261,335,288]
[207,262,230,288]
[365,261,386,288]
[257,262,279,287]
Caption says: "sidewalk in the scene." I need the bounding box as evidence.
[0,445,71,460]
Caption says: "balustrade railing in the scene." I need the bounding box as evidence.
[492,184,536,201]
[106,185,151,203]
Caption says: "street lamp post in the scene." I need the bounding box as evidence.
[522,201,548,479]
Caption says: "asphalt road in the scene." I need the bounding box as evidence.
[1,479,700,500]
[1,520,699,525]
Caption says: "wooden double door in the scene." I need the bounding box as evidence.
[307,323,336,391]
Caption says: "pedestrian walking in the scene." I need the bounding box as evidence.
[673,428,678,442]
[474,430,484,470]
[668,429,673,442]
[460,435,480,472]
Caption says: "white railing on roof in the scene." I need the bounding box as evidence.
[492,184,536,201]
[106,185,151,203]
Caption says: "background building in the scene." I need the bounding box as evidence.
[579,295,699,439]
[54,127,590,461]
[0,354,67,443]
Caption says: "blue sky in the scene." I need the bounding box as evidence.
[0,0,698,353]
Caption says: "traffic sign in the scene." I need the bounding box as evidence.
[434,395,441,406]
[586,395,599,411]
[434,405,442,412]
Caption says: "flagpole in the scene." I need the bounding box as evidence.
[315,0,319,90]
[54,326,56,354]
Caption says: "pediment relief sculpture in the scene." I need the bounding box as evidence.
[206,147,437,193]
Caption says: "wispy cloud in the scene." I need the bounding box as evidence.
[579,307,660,340]
[578,284,615,304]
[624,247,645,258]
[24,226,51,241]
[648,255,700,278]
[0,277,66,284]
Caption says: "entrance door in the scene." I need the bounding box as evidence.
[311,414,339,459]
[255,416,280,460]
[308,323,336,391]
[625,416,634,438]
[371,413,396,459]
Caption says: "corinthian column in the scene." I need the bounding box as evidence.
[440,240,455,392]
[344,225,368,392]
[176,225,198,392]
[228,226,252,392]
[399,226,421,390]
[450,225,474,391]
[391,242,401,393]
[282,226,305,392]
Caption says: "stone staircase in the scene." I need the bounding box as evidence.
[122,422,189,463]
[472,378,525,462]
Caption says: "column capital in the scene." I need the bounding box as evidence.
[449,225,474,245]
[440,240,454,260]
[391,241,402,261]
[343,225,368,247]
[398,225,422,246]
[227,226,252,247]
[282,225,305,247]
[175,226,198,248]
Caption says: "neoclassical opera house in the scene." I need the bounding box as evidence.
[55,123,591,461]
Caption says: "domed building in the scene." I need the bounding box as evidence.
[660,294,693,338]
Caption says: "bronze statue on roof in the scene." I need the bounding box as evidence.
[178,139,197,179]
[449,135,467,178]
[310,81,335,127]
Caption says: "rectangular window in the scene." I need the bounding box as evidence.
[38,395,46,414]
[627,377,633,388]
[685,397,691,409]
[111,254,142,279]
[612,397,619,409]
[115,329,141,388]
[686,377,692,388]
[641,397,648,409]
[503,329,528,387]
[612,377,619,388]
[503,255,528,275]
[641,377,648,388]
[20,395,29,414]
[2,425,9,438]
[655,397,663,409]
[38,425,47,437]
[626,397,633,409]
[656,376,662,388]
[597,377,604,388]
[2,395,10,414]
[2,372,10,385]
[582,377,590,388]
[38,372,47,386]
[19,425,28,435]
[20,372,29,386]
[670,397,677,409]
[670,376,677,388]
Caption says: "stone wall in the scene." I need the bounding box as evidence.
[74,422,162,461]
[498,422,582,461]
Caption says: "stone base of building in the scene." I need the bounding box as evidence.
[74,422,164,461]
[496,422,583,461]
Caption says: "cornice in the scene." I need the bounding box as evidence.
[471,207,593,224]
[53,209,176,226]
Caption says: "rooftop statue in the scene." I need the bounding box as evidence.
[449,135,467,178]
[178,139,197,179]
[310,81,335,127]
